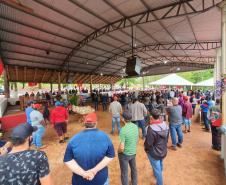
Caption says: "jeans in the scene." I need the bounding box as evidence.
[169,124,183,146]
[102,102,107,111]
[94,101,98,111]
[103,177,109,185]
[147,153,163,185]
[203,112,210,130]
[112,115,121,134]
[33,126,45,147]
[211,125,221,149]
[134,120,146,138]
[192,104,196,115]
[118,153,137,185]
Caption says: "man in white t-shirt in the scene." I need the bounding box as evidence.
[109,96,122,134]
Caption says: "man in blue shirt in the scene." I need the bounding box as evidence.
[25,101,34,125]
[64,112,115,185]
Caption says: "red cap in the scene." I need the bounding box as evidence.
[33,103,41,109]
[84,112,97,123]
[183,96,189,101]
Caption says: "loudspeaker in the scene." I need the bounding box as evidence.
[125,56,141,76]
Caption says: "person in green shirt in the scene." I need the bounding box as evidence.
[118,111,139,185]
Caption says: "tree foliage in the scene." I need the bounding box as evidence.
[117,69,213,87]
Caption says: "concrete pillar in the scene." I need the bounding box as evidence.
[219,1,226,173]
[3,70,10,98]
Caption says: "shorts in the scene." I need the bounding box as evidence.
[54,122,67,136]
[183,117,191,126]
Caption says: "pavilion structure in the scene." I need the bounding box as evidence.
[0,0,226,172]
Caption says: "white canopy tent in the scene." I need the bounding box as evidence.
[194,78,214,87]
[150,74,194,86]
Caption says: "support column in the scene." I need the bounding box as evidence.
[3,70,10,98]
[142,76,145,90]
[219,1,226,173]
[38,83,42,89]
[90,75,93,94]
[214,48,221,100]
[14,82,18,92]
[58,72,61,92]
[50,83,53,92]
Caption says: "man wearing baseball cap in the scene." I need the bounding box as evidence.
[51,101,69,143]
[64,112,115,185]
[30,103,46,149]
[118,111,139,185]
[0,124,53,185]
[182,96,193,133]
[144,109,169,185]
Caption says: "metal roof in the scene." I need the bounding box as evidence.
[0,0,222,83]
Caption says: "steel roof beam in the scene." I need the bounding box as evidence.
[62,0,217,68]
[94,41,220,72]
[142,62,214,72]
[140,0,193,66]
[33,0,127,52]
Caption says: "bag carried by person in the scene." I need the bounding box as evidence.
[210,111,222,127]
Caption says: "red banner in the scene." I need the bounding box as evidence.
[28,82,37,86]
[0,58,4,76]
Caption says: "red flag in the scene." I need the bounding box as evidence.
[28,82,37,86]
[0,58,4,76]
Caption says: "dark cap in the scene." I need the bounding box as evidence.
[151,109,161,119]
[122,111,132,120]
[11,123,37,140]
[27,100,34,106]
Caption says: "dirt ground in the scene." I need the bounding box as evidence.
[40,110,226,185]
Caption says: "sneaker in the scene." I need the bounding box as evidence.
[171,146,177,151]
[64,137,69,141]
[204,129,210,132]
[36,145,47,150]
[177,143,182,148]
[59,140,65,144]
[212,146,221,151]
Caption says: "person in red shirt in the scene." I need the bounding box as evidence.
[51,101,69,143]
[182,96,193,133]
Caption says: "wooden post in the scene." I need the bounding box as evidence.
[110,77,113,90]
[142,76,145,90]
[14,82,18,92]
[90,75,93,94]
[38,83,42,89]
[50,83,53,92]
[3,70,10,98]
[58,72,61,92]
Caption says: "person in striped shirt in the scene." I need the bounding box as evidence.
[118,111,139,185]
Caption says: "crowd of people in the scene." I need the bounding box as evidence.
[0,87,222,185]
